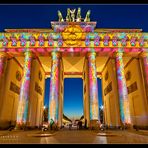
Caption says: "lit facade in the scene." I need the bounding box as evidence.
[0,9,148,129]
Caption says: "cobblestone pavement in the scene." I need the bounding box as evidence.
[0,129,147,144]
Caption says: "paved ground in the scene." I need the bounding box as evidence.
[0,129,148,144]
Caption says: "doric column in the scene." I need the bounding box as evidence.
[115,49,131,125]
[0,51,7,80]
[87,52,99,122]
[0,51,7,112]
[141,49,148,94]
[16,50,33,127]
[48,51,60,125]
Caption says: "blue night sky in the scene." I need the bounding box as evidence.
[0,4,148,119]
[44,78,102,119]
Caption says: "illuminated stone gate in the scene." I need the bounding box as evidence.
[0,8,148,129]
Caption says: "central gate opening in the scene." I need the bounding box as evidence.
[63,78,83,129]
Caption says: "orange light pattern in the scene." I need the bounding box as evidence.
[48,51,60,124]
[116,49,131,124]
[0,32,148,49]
[88,52,99,120]
[16,50,32,125]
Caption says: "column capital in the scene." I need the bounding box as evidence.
[141,48,148,52]
[24,49,33,57]
[115,48,124,57]
[140,51,148,58]
[51,51,61,58]
[87,52,96,58]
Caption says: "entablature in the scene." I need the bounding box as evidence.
[0,32,148,49]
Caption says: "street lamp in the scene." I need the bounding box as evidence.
[100,105,103,110]
[99,105,104,125]
[44,106,46,110]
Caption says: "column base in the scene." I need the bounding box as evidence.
[89,119,100,130]
[117,123,133,130]
[0,120,16,130]
[133,125,148,130]
[14,122,28,130]
[49,123,59,131]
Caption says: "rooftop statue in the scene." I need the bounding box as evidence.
[70,9,76,22]
[84,10,91,22]
[66,8,71,22]
[76,7,81,22]
[58,10,64,22]
[57,8,91,22]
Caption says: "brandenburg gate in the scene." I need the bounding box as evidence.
[0,8,148,130]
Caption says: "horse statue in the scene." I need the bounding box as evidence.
[70,9,76,22]
[84,10,91,22]
[58,10,64,22]
[66,8,71,22]
[76,7,81,22]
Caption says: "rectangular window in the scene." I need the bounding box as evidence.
[104,81,112,96]
[10,81,20,95]
[127,81,138,94]
[35,82,42,96]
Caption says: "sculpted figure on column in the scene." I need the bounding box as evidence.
[76,7,81,22]
[66,8,71,22]
[70,9,76,22]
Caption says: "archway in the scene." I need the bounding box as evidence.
[63,78,83,129]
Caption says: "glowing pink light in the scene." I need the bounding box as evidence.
[131,48,139,52]
[16,50,32,126]
[48,52,60,124]
[103,48,111,52]
[75,48,81,52]
[8,48,16,52]
[124,48,129,52]
[17,48,24,52]
[116,49,131,124]
[88,52,99,121]
[29,48,36,52]
[60,48,65,52]
[94,48,101,52]
[37,48,44,53]
[46,48,52,52]
[85,48,91,52]
[67,48,74,52]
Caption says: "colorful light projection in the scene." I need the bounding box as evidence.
[0,32,147,49]
[16,50,32,126]
[87,52,99,121]
[115,48,131,124]
[48,51,60,124]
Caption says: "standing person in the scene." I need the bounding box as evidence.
[77,121,79,130]
[69,123,72,130]
[84,119,87,129]
[80,121,82,130]
[78,121,81,130]
[50,119,54,130]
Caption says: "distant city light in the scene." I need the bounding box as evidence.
[100,105,103,110]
